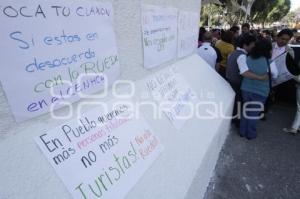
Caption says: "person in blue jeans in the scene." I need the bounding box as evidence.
[240,39,273,140]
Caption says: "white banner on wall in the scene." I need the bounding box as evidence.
[0,1,120,121]
[177,11,199,58]
[145,67,198,130]
[35,102,163,199]
[142,5,178,69]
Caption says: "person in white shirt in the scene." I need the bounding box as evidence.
[197,32,222,70]
[272,29,295,59]
[271,29,295,79]
[281,43,300,134]
[271,29,300,134]
[283,74,300,134]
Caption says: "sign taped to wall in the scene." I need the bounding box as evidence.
[177,11,199,58]
[146,67,198,130]
[0,1,120,121]
[142,5,178,69]
[35,101,163,199]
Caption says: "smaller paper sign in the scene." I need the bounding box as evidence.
[35,102,163,199]
[145,67,198,130]
[142,5,178,69]
[177,11,199,58]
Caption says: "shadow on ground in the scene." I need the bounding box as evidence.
[204,102,300,199]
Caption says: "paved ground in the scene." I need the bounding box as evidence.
[204,102,300,199]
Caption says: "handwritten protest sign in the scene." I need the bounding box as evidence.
[35,102,163,199]
[146,67,198,130]
[142,5,178,69]
[177,11,199,58]
[0,1,120,121]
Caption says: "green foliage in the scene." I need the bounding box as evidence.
[200,0,291,27]
[282,11,296,24]
[200,2,244,26]
[250,0,291,24]
[201,4,224,26]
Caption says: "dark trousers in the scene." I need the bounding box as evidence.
[229,81,242,126]
[218,66,227,79]
[240,91,267,139]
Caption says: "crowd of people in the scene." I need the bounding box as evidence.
[197,23,299,140]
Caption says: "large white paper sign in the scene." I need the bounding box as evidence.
[35,102,163,199]
[146,67,198,130]
[0,1,120,121]
[142,5,178,69]
[177,11,199,58]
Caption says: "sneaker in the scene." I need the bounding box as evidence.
[283,128,298,135]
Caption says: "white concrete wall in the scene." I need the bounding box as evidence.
[0,0,235,199]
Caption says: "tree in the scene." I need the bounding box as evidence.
[217,0,255,24]
[281,11,296,25]
[283,7,300,28]
[200,3,224,27]
[200,0,291,28]
[250,0,291,27]
[267,0,291,22]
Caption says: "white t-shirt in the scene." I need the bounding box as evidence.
[272,43,286,60]
[197,42,217,69]
[236,47,248,74]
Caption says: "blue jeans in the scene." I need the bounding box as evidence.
[240,91,267,139]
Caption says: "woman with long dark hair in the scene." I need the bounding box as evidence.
[240,39,273,140]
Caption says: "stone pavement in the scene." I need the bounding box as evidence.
[204,102,300,199]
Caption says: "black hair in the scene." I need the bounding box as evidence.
[250,38,272,59]
[237,33,256,48]
[200,27,206,33]
[262,29,271,35]
[221,29,225,35]
[242,23,250,29]
[277,29,293,38]
[212,28,221,33]
[198,27,207,42]
[203,32,213,41]
[230,26,240,33]
[221,30,234,43]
